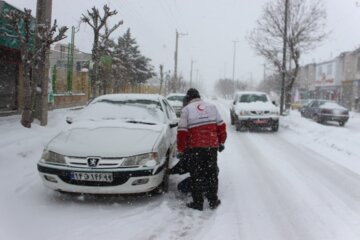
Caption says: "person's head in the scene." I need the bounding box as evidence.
[182,95,190,107]
[186,88,200,102]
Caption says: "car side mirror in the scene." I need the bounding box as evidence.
[169,118,179,128]
[66,116,73,124]
[170,123,178,128]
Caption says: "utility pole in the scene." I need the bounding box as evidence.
[34,0,52,126]
[67,26,75,92]
[173,30,187,92]
[280,0,289,115]
[159,65,164,95]
[232,40,239,88]
[195,69,199,87]
[190,59,194,87]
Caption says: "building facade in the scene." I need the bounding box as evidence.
[296,47,360,111]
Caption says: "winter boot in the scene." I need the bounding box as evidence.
[209,199,221,209]
[186,202,203,211]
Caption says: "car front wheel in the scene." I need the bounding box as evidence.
[339,121,346,127]
[313,114,322,123]
[230,113,234,125]
[151,158,170,195]
[271,122,279,132]
[235,119,245,132]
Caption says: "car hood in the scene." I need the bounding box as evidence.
[235,102,278,112]
[46,120,164,157]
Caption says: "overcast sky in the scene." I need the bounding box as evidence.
[5,0,360,94]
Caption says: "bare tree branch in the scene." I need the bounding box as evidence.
[248,0,328,107]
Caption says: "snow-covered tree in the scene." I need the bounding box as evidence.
[112,28,155,91]
[81,4,123,97]
[248,0,328,108]
[4,8,67,128]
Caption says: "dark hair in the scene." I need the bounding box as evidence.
[186,88,200,101]
[182,95,190,107]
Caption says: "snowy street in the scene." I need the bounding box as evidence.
[1,99,360,240]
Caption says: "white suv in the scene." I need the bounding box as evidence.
[230,91,280,132]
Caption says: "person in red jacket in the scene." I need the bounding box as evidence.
[177,88,227,210]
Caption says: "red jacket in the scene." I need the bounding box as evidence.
[177,98,227,153]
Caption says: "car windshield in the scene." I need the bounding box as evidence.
[239,94,268,103]
[167,95,185,102]
[77,99,164,124]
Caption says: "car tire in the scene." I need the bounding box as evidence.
[313,114,322,123]
[235,120,246,132]
[152,158,170,195]
[235,120,241,131]
[271,122,279,132]
[339,121,346,127]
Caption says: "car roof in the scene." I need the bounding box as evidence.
[234,91,268,96]
[166,93,186,97]
[93,93,164,102]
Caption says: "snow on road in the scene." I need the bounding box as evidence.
[1,100,360,240]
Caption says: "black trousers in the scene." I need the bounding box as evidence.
[188,148,219,205]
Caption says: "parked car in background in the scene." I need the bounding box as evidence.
[300,99,349,126]
[230,91,280,132]
[166,93,186,117]
[38,94,178,194]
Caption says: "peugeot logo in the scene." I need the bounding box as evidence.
[87,157,100,167]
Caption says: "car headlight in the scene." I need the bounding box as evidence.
[42,150,66,164]
[238,110,251,116]
[121,153,159,167]
[271,110,279,115]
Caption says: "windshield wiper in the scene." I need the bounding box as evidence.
[126,120,156,125]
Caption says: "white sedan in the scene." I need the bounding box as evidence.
[37,94,178,194]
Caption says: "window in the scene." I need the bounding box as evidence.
[327,64,332,75]
[318,66,322,76]
[357,56,360,73]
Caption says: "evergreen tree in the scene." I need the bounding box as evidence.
[112,28,155,92]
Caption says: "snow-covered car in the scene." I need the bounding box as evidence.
[166,93,186,117]
[230,91,280,132]
[300,99,349,126]
[37,94,178,194]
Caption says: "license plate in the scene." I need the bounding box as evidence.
[70,172,113,182]
[254,119,267,124]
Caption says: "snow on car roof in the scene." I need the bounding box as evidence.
[319,102,347,110]
[234,91,268,95]
[93,93,163,102]
[166,93,186,97]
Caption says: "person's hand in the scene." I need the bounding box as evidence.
[176,152,184,160]
[218,144,225,152]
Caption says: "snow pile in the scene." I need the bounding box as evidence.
[281,110,360,173]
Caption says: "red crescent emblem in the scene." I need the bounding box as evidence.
[197,104,204,111]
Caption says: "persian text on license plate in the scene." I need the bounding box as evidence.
[71,172,113,182]
[254,119,268,124]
